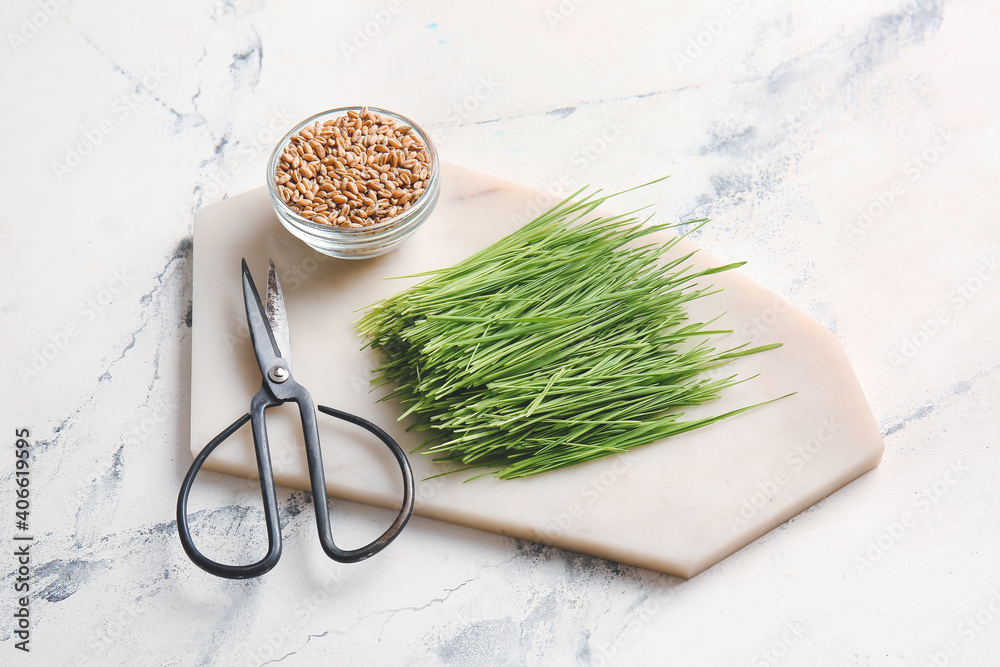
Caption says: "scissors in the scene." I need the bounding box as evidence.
[177,259,414,579]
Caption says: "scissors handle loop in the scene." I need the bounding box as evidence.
[176,411,282,579]
[176,397,415,579]
[313,405,415,563]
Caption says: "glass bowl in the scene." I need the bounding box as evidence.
[266,106,440,259]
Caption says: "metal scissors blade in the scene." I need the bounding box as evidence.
[265,260,291,367]
[241,258,287,377]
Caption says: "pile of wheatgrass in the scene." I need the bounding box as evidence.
[357,186,783,480]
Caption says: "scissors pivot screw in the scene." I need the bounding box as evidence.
[268,365,289,383]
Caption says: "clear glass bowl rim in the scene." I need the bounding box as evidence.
[265,105,439,236]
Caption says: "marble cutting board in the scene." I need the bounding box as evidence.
[188,162,884,579]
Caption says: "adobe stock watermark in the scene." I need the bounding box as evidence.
[242,568,349,665]
[854,459,966,574]
[750,621,806,667]
[924,589,1000,666]
[18,268,132,384]
[179,106,296,222]
[223,252,332,352]
[727,416,843,532]
[842,128,957,242]
[62,395,178,512]
[545,0,590,31]
[538,452,634,543]
[740,294,792,344]
[339,0,403,62]
[509,117,626,228]
[51,66,168,181]
[673,0,753,73]
[7,0,72,53]
[428,75,501,144]
[67,606,141,666]
[886,254,998,370]
[779,84,831,132]
[231,107,296,161]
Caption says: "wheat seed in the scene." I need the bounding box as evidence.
[277,108,431,227]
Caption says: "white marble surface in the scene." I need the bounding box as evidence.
[1,0,997,665]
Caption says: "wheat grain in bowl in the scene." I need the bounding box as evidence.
[274,107,432,228]
[267,106,440,259]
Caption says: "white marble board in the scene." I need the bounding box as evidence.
[189,162,884,578]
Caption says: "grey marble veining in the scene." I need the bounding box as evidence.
[1,0,998,664]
